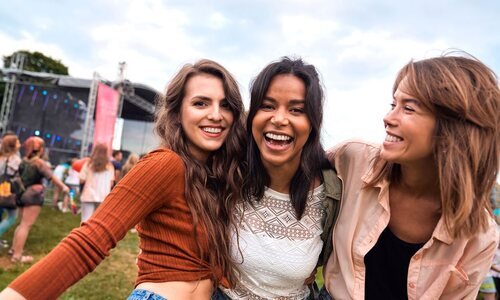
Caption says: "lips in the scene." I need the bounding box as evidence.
[201,126,224,137]
[263,132,293,151]
[385,132,403,142]
[202,127,222,134]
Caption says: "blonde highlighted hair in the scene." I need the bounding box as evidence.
[369,51,499,238]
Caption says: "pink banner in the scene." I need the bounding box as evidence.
[93,83,119,154]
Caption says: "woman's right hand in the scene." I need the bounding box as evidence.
[0,287,28,300]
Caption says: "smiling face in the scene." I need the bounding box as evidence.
[251,74,311,173]
[180,73,234,162]
[380,79,436,167]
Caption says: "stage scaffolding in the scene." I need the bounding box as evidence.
[0,61,156,161]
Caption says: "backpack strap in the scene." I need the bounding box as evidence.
[2,157,9,176]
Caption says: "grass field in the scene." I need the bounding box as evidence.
[0,204,139,299]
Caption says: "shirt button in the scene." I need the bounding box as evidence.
[409,282,415,289]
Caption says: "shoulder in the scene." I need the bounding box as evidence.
[111,160,122,169]
[327,140,380,163]
[143,148,183,163]
[133,148,185,176]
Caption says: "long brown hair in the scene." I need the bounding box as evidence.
[0,135,19,157]
[89,143,109,172]
[155,59,246,285]
[369,52,499,238]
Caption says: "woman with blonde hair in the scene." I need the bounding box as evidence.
[0,58,246,300]
[79,143,115,222]
[10,136,69,264]
[121,153,140,179]
[321,52,499,299]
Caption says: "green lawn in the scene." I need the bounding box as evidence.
[0,204,139,299]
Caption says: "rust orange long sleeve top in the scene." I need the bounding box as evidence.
[9,149,221,299]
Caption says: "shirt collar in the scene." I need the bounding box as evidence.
[362,163,454,245]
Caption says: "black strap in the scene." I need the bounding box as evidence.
[2,157,9,176]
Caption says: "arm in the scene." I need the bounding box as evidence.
[442,221,499,300]
[79,163,88,185]
[0,288,26,300]
[2,150,184,300]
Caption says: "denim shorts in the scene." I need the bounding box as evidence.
[127,289,167,300]
[212,288,318,300]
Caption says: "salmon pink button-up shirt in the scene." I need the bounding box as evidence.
[323,141,498,300]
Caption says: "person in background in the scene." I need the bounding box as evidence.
[51,159,73,211]
[0,135,22,248]
[61,158,80,213]
[10,136,69,264]
[0,58,246,300]
[321,52,499,299]
[111,150,123,184]
[121,153,140,179]
[79,143,114,222]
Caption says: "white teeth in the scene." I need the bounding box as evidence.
[265,133,291,141]
[203,127,222,133]
[385,134,402,142]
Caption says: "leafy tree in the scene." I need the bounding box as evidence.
[3,50,69,75]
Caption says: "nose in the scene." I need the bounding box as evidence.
[383,107,398,128]
[270,109,289,126]
[208,106,222,121]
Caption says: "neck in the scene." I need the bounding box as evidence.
[398,161,440,198]
[264,162,299,194]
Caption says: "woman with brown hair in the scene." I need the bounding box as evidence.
[10,136,69,264]
[321,52,499,299]
[79,143,115,222]
[0,59,246,300]
[0,134,22,245]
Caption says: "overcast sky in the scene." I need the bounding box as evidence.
[1,0,499,148]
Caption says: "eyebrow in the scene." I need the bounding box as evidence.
[191,95,212,101]
[392,95,421,106]
[263,97,305,105]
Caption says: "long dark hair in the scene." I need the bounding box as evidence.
[155,59,246,285]
[242,57,328,219]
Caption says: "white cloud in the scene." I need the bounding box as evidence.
[209,12,229,30]
[280,15,339,47]
[0,32,71,69]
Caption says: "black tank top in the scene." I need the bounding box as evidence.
[364,227,425,300]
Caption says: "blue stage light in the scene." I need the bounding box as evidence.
[45,133,51,138]
[29,85,34,91]
[64,99,68,103]
[56,136,61,141]
[73,104,78,108]
[42,90,48,96]
[34,130,40,136]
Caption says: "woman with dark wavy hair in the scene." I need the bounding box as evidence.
[321,52,499,299]
[216,57,342,299]
[1,59,246,300]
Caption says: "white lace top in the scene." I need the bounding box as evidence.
[222,185,326,299]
